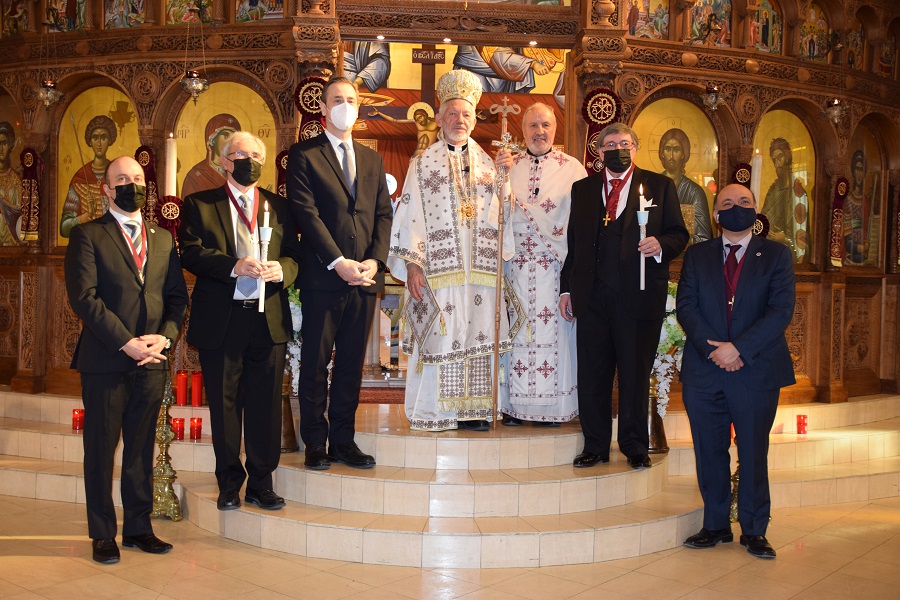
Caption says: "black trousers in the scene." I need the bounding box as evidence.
[199,306,284,492]
[683,381,779,536]
[81,369,165,540]
[297,287,375,447]
[576,280,662,458]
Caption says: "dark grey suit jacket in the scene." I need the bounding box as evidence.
[561,166,689,320]
[287,133,393,293]
[65,211,188,373]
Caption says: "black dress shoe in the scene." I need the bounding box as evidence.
[741,534,776,558]
[683,527,734,549]
[304,443,331,470]
[92,538,120,564]
[328,442,376,469]
[627,454,652,469]
[458,419,489,431]
[534,421,561,427]
[217,488,241,510]
[245,488,285,510]
[502,415,523,426]
[573,452,610,468]
[121,533,173,554]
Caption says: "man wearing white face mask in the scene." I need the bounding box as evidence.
[288,76,393,470]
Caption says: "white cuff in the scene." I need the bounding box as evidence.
[327,256,344,270]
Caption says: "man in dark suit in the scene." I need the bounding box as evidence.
[559,123,688,469]
[180,131,301,512]
[65,156,188,564]
[678,183,795,559]
[287,76,393,470]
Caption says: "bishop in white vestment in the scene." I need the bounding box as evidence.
[388,70,514,431]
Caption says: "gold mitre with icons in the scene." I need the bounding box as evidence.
[436,69,483,107]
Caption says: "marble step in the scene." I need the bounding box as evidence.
[1,453,896,567]
[2,413,897,517]
[181,473,703,568]
[0,417,218,473]
[666,416,900,477]
[352,396,900,469]
[271,452,670,517]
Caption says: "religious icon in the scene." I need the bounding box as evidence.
[843,125,882,267]
[633,97,717,243]
[657,128,712,244]
[761,138,809,261]
[343,42,391,93]
[181,113,240,199]
[0,121,22,245]
[59,115,118,238]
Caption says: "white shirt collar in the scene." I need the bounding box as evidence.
[324,129,354,158]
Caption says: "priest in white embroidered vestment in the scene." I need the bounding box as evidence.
[498,102,587,426]
[388,69,513,432]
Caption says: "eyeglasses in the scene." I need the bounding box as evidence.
[602,140,635,150]
[227,150,264,161]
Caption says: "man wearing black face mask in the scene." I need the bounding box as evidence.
[65,156,188,564]
[560,123,688,470]
[180,131,301,512]
[677,183,795,559]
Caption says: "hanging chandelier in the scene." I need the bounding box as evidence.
[700,84,725,111]
[824,97,844,125]
[179,6,210,105]
[180,69,210,105]
[36,32,63,109]
[38,79,63,109]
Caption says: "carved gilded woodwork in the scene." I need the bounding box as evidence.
[0,0,893,400]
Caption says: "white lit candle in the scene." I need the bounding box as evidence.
[636,184,650,291]
[165,134,177,197]
[750,149,762,204]
[263,201,270,228]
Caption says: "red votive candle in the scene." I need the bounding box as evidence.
[171,417,185,440]
[72,408,84,430]
[191,371,203,407]
[796,414,808,434]
[190,417,202,440]
[176,370,188,406]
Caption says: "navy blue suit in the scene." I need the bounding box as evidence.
[677,234,795,536]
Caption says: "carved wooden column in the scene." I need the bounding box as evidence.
[293,0,339,81]
[11,264,48,393]
[138,127,166,160]
[884,170,900,394]
[889,170,900,275]
[675,0,697,44]
[567,0,628,161]
[817,272,848,403]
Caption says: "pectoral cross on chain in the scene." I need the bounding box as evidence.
[490,96,523,184]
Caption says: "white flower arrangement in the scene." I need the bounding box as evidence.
[286,286,302,395]
[653,281,685,418]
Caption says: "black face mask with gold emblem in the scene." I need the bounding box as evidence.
[114,183,146,213]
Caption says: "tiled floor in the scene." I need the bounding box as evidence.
[1,494,898,599]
